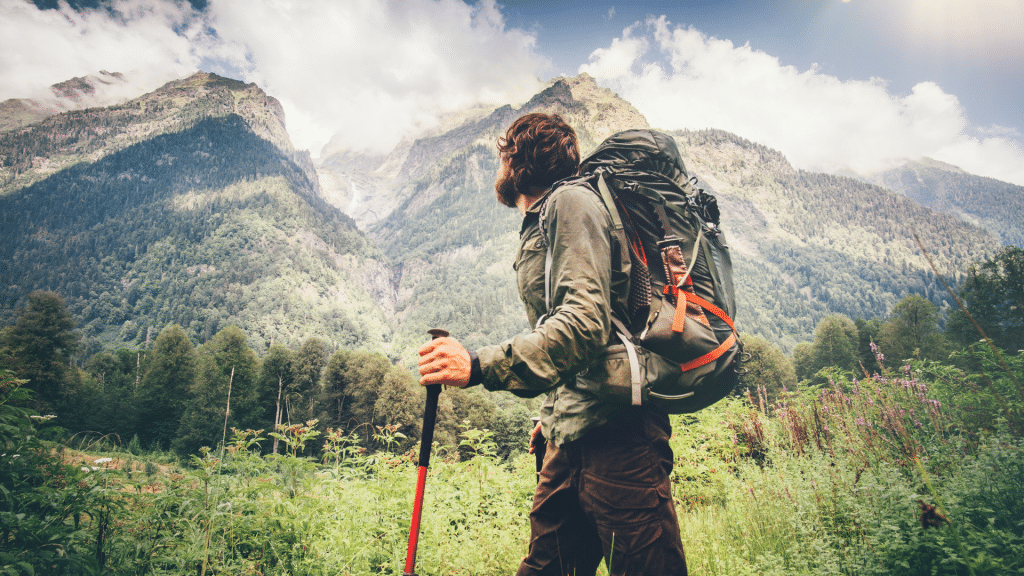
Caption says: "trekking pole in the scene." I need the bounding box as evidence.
[531,416,545,484]
[404,328,447,576]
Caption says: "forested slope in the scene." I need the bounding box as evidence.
[0,74,393,354]
[868,157,1024,247]
[0,71,1011,357]
[672,129,1001,350]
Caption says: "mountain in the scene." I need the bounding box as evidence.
[1,72,394,355]
[0,71,1009,359]
[0,71,132,133]
[319,74,1002,355]
[670,131,999,350]
[864,158,1024,247]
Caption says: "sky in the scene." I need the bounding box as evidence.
[1,0,1022,185]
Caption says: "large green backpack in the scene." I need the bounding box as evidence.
[540,129,741,414]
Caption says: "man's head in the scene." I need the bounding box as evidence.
[495,113,580,208]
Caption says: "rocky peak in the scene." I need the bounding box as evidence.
[146,72,295,156]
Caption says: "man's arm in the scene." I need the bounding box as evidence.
[475,185,614,395]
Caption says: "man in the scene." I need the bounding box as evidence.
[418,113,687,575]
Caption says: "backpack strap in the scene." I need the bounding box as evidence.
[538,175,644,406]
[611,317,643,406]
[542,173,630,314]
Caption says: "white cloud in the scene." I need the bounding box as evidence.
[0,0,548,157]
[580,16,1024,186]
[580,24,646,80]
[0,0,218,105]
[205,0,548,155]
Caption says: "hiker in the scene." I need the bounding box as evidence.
[418,113,688,575]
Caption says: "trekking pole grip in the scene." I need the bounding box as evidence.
[404,328,448,576]
[418,329,447,467]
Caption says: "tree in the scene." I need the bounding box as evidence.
[855,317,885,374]
[372,366,423,451]
[948,247,1024,352]
[877,294,948,363]
[792,342,815,383]
[289,337,329,424]
[317,349,391,441]
[811,314,859,374]
[258,344,293,454]
[173,326,259,456]
[0,291,80,413]
[319,349,351,430]
[138,325,197,450]
[737,334,797,400]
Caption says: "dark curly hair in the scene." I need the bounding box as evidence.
[496,113,579,207]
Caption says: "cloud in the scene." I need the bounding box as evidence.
[0,0,220,105]
[1,0,548,157]
[580,17,1024,186]
[205,0,547,155]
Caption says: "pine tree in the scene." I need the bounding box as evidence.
[139,325,197,450]
[0,291,80,414]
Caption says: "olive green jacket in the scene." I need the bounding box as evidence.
[474,183,634,446]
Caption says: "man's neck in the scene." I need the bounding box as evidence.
[516,186,549,216]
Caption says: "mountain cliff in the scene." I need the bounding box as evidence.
[0,71,1009,357]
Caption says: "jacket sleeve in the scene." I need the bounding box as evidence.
[475,185,613,395]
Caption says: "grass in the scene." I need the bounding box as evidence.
[4,351,1024,575]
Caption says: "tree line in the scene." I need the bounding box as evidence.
[2,246,1019,459]
[0,291,534,460]
[738,246,1023,400]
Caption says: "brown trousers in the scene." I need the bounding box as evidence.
[516,408,688,576]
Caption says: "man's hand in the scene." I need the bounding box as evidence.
[529,420,543,454]
[418,337,471,388]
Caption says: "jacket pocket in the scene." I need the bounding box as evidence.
[575,344,644,405]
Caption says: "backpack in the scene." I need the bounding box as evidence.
[539,129,741,414]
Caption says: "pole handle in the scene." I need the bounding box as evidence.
[405,328,448,576]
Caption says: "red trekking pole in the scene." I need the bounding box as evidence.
[404,328,447,576]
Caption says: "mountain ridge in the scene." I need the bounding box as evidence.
[0,71,1011,357]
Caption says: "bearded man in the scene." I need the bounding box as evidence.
[418,112,688,576]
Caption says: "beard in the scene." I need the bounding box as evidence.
[494,162,519,208]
